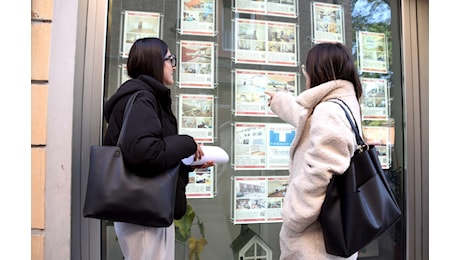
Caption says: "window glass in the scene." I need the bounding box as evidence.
[103,0,404,259]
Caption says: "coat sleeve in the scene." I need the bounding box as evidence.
[119,93,197,173]
[269,91,304,127]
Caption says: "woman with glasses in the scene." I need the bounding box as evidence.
[265,42,363,259]
[103,37,214,260]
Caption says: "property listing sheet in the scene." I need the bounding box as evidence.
[235,18,297,66]
[122,11,160,57]
[233,122,295,170]
[180,0,215,35]
[363,126,394,169]
[234,69,297,116]
[179,40,215,89]
[234,0,297,17]
[360,78,389,120]
[357,31,388,73]
[186,167,215,198]
[178,94,214,143]
[311,2,344,43]
[232,176,289,224]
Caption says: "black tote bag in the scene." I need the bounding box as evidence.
[83,91,180,227]
[319,99,401,257]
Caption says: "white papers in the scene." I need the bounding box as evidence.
[182,146,229,165]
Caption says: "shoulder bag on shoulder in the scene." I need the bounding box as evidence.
[319,99,402,257]
[83,91,180,227]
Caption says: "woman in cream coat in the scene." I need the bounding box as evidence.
[266,43,363,260]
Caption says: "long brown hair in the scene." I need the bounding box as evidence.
[304,42,362,99]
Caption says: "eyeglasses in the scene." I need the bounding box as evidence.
[164,54,177,67]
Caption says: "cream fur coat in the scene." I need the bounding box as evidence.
[269,80,361,260]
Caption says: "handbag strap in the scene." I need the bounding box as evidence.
[117,91,143,146]
[328,99,367,149]
[117,90,164,146]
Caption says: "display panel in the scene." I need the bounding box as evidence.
[311,2,344,43]
[186,166,216,198]
[178,94,215,143]
[360,78,389,120]
[357,31,389,73]
[231,175,289,224]
[234,69,297,117]
[121,11,161,58]
[234,18,298,66]
[234,0,297,17]
[179,0,216,35]
[233,122,295,170]
[179,40,216,89]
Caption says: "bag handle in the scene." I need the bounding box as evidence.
[328,99,368,151]
[117,91,143,146]
[117,90,164,146]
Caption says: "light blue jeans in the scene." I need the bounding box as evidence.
[114,222,175,260]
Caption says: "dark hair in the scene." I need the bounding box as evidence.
[304,42,362,99]
[127,37,168,83]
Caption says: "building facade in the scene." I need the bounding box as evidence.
[31,0,428,259]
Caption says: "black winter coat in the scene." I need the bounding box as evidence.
[103,75,197,220]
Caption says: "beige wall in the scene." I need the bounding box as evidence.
[31,0,53,259]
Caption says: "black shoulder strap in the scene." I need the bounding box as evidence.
[117,91,164,146]
[117,91,142,146]
[328,99,365,146]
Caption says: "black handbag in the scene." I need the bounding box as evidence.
[319,99,402,257]
[83,91,180,227]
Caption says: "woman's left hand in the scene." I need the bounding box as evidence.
[192,142,215,169]
[192,160,215,169]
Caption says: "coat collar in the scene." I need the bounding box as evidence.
[295,80,355,109]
